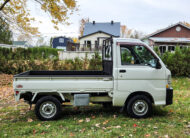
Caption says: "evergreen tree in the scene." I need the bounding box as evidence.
[0,17,13,44]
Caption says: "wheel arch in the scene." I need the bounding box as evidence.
[125,91,154,106]
[32,92,65,104]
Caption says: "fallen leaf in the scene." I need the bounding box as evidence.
[129,134,133,137]
[113,115,117,118]
[37,123,41,127]
[78,119,84,123]
[153,126,158,129]
[164,134,169,138]
[33,129,36,135]
[80,128,85,133]
[27,118,33,123]
[102,127,106,130]
[86,118,90,122]
[114,125,121,128]
[70,133,75,137]
[145,134,151,137]
[95,123,100,127]
[103,120,109,125]
[46,124,50,128]
[91,116,96,119]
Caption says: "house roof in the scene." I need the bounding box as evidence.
[149,37,190,43]
[142,22,190,39]
[13,41,27,46]
[79,31,117,39]
[83,22,120,37]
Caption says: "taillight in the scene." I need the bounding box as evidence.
[15,91,19,95]
[16,85,23,88]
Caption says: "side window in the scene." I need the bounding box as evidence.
[120,45,157,67]
[120,47,135,65]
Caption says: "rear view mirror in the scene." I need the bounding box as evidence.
[156,59,162,69]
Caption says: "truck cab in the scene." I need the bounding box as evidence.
[13,38,173,121]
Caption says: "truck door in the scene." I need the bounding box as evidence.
[116,44,166,103]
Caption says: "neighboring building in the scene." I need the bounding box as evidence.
[13,41,32,48]
[79,21,120,51]
[142,22,190,53]
[52,36,73,51]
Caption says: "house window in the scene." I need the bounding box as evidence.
[159,46,166,53]
[59,38,64,43]
[168,46,175,52]
[95,41,98,46]
[87,40,91,48]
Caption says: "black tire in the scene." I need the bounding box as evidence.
[35,96,62,121]
[126,95,152,118]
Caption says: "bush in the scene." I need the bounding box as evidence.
[88,52,102,70]
[0,47,58,60]
[0,48,103,74]
[154,46,190,77]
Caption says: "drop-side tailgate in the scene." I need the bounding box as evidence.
[13,76,113,93]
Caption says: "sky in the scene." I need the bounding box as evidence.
[28,0,190,41]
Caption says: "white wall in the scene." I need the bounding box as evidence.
[79,32,111,50]
[58,51,102,60]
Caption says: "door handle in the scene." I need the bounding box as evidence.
[119,69,126,73]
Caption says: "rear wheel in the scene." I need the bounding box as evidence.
[126,95,152,118]
[35,96,62,121]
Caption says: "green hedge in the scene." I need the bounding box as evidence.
[154,46,190,77]
[0,47,58,60]
[0,47,102,74]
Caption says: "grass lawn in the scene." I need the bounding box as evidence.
[0,77,190,138]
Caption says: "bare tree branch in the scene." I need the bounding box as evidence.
[0,0,11,11]
[34,0,43,5]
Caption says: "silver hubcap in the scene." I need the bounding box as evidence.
[132,100,148,116]
[39,101,57,119]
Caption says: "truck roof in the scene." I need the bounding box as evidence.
[113,38,142,43]
[113,38,146,45]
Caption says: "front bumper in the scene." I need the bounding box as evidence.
[166,88,173,105]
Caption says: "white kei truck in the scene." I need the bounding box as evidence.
[13,38,173,121]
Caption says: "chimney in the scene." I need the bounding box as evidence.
[93,21,95,25]
[111,20,114,25]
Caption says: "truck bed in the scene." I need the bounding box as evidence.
[13,71,113,93]
[14,70,112,78]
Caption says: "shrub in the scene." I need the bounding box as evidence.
[88,52,102,70]
[155,46,190,77]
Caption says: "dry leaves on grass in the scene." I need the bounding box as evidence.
[0,74,13,87]
[78,119,84,123]
[0,86,15,104]
[27,118,33,122]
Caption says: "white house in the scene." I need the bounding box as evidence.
[79,21,120,51]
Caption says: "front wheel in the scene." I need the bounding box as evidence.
[126,95,152,118]
[35,96,62,121]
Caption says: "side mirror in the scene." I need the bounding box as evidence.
[155,59,162,69]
